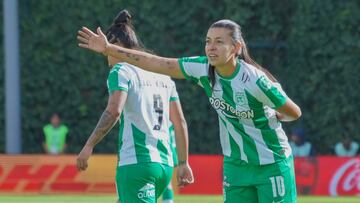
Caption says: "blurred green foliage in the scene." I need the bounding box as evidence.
[0,0,358,154]
[287,1,360,154]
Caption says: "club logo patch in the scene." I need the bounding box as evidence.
[258,75,272,91]
[235,92,247,107]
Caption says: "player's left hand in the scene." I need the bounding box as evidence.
[76,145,93,171]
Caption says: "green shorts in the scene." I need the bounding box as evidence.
[116,162,173,203]
[223,155,297,203]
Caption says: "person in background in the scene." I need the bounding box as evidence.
[289,128,316,195]
[289,127,315,157]
[335,132,359,156]
[43,113,69,155]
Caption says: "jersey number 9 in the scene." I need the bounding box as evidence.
[153,94,163,130]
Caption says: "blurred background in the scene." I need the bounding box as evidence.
[0,0,359,202]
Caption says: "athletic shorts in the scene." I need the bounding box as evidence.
[116,162,173,203]
[223,155,297,203]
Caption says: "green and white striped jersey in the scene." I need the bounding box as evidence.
[179,56,291,165]
[107,62,179,167]
[169,124,178,166]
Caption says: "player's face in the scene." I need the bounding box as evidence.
[50,115,60,127]
[205,28,237,67]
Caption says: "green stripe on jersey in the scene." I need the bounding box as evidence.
[108,64,128,93]
[227,116,260,165]
[219,78,235,106]
[245,90,286,162]
[260,130,286,162]
[169,125,178,166]
[169,97,178,101]
[118,113,125,164]
[245,91,285,162]
[244,90,270,130]
[132,124,151,163]
[219,79,260,165]
[256,76,286,108]
[157,139,169,165]
[220,118,241,159]
[199,76,212,97]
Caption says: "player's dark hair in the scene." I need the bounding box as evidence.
[105,10,144,50]
[208,19,277,89]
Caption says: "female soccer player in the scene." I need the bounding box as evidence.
[78,18,301,203]
[76,10,193,203]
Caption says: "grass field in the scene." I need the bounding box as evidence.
[0,195,359,203]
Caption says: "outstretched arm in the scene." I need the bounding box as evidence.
[169,100,194,187]
[76,91,127,171]
[77,27,185,79]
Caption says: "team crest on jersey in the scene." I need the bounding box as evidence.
[258,75,272,91]
[235,92,247,107]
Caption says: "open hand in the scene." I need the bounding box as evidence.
[77,27,109,54]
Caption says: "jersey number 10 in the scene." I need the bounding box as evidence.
[269,176,285,198]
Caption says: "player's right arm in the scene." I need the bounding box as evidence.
[76,90,127,171]
[77,27,184,79]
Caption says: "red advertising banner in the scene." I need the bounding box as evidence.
[295,156,360,196]
[0,155,117,194]
[178,155,223,194]
[0,155,358,196]
[179,155,360,196]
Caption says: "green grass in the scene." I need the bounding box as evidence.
[0,195,358,203]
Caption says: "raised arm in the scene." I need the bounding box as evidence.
[169,100,194,187]
[77,27,185,79]
[76,90,127,171]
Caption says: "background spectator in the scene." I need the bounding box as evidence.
[334,132,359,156]
[289,127,315,157]
[42,113,69,155]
